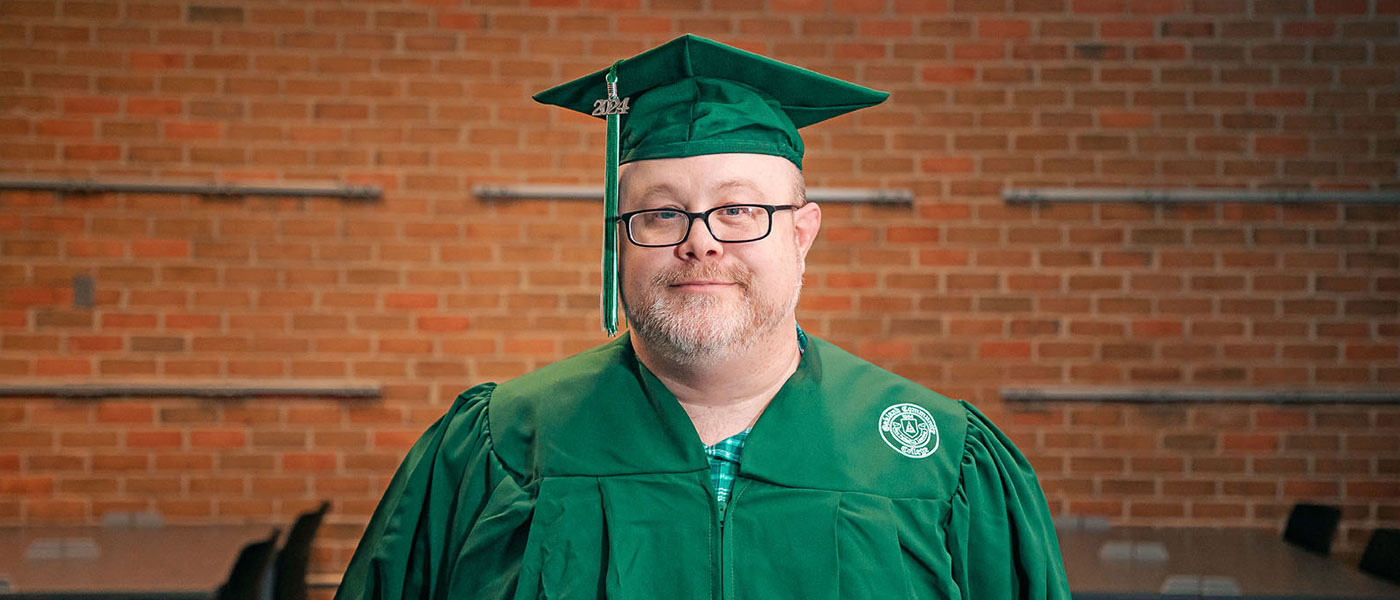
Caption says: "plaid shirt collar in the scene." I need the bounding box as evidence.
[704,428,751,503]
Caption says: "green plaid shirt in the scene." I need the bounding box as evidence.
[703,428,751,504]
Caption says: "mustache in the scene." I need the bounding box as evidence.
[651,262,753,288]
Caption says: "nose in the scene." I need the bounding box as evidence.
[675,214,723,260]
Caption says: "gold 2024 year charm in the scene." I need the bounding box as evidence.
[591,96,629,117]
[592,72,629,117]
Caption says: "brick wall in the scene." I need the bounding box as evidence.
[1,0,1397,575]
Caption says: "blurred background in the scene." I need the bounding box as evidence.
[1,0,1397,595]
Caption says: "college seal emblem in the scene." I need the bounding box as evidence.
[878,403,938,458]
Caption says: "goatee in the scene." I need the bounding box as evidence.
[624,261,799,367]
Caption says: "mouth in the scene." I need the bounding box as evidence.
[668,281,736,290]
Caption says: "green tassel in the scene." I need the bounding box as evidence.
[601,62,621,336]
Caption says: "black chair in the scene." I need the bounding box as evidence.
[1359,528,1400,584]
[1282,502,1342,555]
[218,529,281,600]
[272,501,331,600]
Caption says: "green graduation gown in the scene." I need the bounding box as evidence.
[335,332,1070,600]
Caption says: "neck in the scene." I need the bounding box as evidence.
[631,319,802,445]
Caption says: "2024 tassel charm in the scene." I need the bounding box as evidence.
[597,61,628,336]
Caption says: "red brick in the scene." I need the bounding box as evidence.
[35,358,92,377]
[922,67,976,84]
[832,0,884,11]
[284,453,337,471]
[0,475,55,495]
[979,19,1032,38]
[417,316,470,332]
[979,342,1032,359]
[1071,0,1126,13]
[191,430,246,448]
[1316,0,1367,14]
[858,340,914,359]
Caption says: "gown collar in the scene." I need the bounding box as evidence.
[628,325,824,481]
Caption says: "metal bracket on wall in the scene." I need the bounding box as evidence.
[72,275,94,309]
[0,382,382,400]
[474,184,914,204]
[1002,188,1400,204]
[0,179,383,201]
[1001,386,1400,405]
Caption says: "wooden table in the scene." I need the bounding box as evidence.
[1058,526,1400,600]
[0,525,274,600]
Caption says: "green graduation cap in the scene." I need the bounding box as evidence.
[533,34,889,335]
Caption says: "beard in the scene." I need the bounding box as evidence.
[623,259,802,367]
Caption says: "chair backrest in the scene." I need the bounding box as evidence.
[1359,528,1400,584]
[273,501,331,600]
[1282,502,1342,555]
[218,529,281,600]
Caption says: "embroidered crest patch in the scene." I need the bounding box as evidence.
[878,403,939,459]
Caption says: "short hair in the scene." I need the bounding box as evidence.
[791,164,807,207]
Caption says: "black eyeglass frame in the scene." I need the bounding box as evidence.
[612,204,798,248]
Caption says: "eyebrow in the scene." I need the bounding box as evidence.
[626,178,766,210]
[712,178,765,197]
[633,183,681,207]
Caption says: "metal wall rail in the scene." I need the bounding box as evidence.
[0,178,383,200]
[1003,188,1400,204]
[1001,386,1400,405]
[0,382,381,399]
[474,184,914,204]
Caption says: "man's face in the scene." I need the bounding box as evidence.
[618,153,821,363]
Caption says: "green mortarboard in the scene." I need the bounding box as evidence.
[533,34,889,335]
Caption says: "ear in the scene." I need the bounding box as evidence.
[792,201,821,263]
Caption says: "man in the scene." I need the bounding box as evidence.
[337,35,1069,600]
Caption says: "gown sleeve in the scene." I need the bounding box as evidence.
[335,383,530,600]
[947,400,1071,600]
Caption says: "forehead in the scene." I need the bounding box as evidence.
[619,153,795,206]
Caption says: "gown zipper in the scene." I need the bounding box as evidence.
[718,479,752,600]
[710,475,724,600]
[717,500,725,600]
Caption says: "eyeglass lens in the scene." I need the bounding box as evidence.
[628,205,771,245]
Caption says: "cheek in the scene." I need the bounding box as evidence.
[742,248,800,288]
[619,248,661,289]
[618,250,639,287]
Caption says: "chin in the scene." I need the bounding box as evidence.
[624,275,800,364]
[628,298,746,359]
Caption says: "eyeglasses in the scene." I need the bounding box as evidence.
[614,204,797,248]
